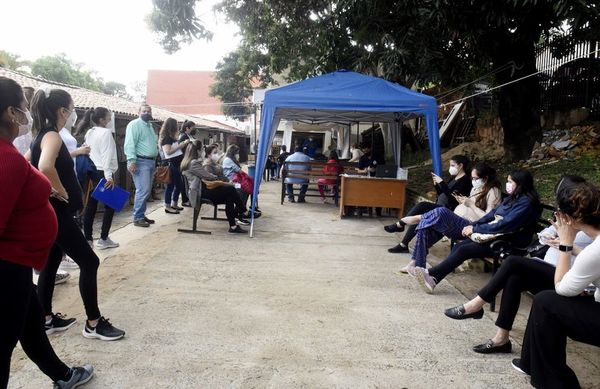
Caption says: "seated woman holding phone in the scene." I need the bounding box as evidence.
[385,155,472,253]
[412,169,541,294]
[442,175,593,355]
[180,141,248,233]
[397,163,502,274]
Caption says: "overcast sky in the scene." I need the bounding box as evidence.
[1,0,240,89]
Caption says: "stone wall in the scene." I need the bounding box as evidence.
[475,118,504,145]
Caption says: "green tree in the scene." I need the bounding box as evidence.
[146,0,212,54]
[31,54,104,91]
[0,50,28,71]
[209,49,261,119]
[149,0,599,160]
[103,81,131,99]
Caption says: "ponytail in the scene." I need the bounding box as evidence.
[30,88,72,135]
[74,106,110,136]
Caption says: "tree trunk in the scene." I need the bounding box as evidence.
[491,37,542,161]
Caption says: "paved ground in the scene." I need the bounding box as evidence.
[8,180,599,388]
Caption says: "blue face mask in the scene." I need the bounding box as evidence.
[140,113,152,122]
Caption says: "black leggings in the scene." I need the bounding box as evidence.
[427,239,494,283]
[83,169,115,241]
[0,260,69,387]
[38,201,101,320]
[202,185,246,226]
[477,256,555,331]
[400,202,442,246]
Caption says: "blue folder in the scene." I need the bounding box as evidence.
[91,179,129,212]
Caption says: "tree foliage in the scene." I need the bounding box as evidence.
[147,0,213,54]
[149,0,599,159]
[209,50,255,119]
[0,50,28,71]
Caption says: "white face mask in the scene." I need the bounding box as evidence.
[506,182,515,194]
[235,153,240,160]
[64,109,77,130]
[16,109,33,136]
[210,153,221,163]
[449,166,459,176]
[106,112,115,133]
[472,178,485,190]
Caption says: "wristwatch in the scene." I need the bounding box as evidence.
[558,245,573,252]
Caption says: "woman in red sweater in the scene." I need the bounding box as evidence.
[0,78,93,388]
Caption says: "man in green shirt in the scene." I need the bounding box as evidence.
[124,104,158,227]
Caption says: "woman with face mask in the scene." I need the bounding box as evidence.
[29,88,125,342]
[396,163,502,275]
[222,144,261,218]
[0,77,94,389]
[181,142,248,233]
[412,169,541,294]
[75,107,119,250]
[386,154,472,253]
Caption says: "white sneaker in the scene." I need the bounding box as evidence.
[95,237,120,250]
[60,255,79,270]
[414,267,437,294]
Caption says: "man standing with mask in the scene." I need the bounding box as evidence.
[124,104,158,227]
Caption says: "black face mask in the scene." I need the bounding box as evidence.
[140,113,152,122]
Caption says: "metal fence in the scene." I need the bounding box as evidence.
[536,40,600,120]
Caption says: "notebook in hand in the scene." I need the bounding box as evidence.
[91,179,129,212]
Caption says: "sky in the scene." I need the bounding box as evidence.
[1,0,240,92]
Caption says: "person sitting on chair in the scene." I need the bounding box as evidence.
[180,141,248,233]
[318,150,344,203]
[397,162,501,275]
[412,169,541,294]
[385,155,472,253]
[283,145,311,203]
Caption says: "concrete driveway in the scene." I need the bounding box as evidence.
[9,180,596,388]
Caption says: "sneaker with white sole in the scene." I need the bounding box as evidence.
[60,255,79,270]
[46,313,77,335]
[414,267,437,294]
[511,358,528,375]
[53,365,94,389]
[95,237,120,250]
[55,271,71,285]
[235,218,250,226]
[82,316,125,341]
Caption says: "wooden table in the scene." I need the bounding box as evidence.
[339,175,407,218]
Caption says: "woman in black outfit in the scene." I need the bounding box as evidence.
[386,155,472,253]
[30,88,125,341]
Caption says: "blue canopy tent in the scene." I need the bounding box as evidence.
[250,70,442,236]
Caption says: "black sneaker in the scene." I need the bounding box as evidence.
[384,222,404,233]
[53,365,94,389]
[228,225,247,234]
[133,219,150,227]
[143,216,155,224]
[388,243,409,253]
[235,218,250,226]
[82,317,125,341]
[46,313,77,335]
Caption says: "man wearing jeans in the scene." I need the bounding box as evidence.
[284,146,311,203]
[124,105,158,227]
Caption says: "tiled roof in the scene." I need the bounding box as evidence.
[0,68,244,134]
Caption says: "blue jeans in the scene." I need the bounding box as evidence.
[164,162,183,206]
[131,158,155,221]
[286,183,308,200]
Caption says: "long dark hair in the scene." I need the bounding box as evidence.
[508,169,539,207]
[472,162,500,210]
[30,88,72,134]
[450,154,470,175]
[75,107,110,136]
[159,118,178,144]
[0,77,24,129]
[181,120,195,133]
[180,140,204,171]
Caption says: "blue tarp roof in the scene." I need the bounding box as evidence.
[250,70,442,231]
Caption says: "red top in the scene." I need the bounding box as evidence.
[320,159,344,185]
[0,139,57,270]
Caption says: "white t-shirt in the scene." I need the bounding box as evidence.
[12,132,33,155]
[555,235,600,302]
[85,126,118,180]
[539,226,593,266]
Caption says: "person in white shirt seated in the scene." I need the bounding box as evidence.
[443,175,591,355]
[511,180,600,388]
[348,143,363,162]
[75,107,120,250]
